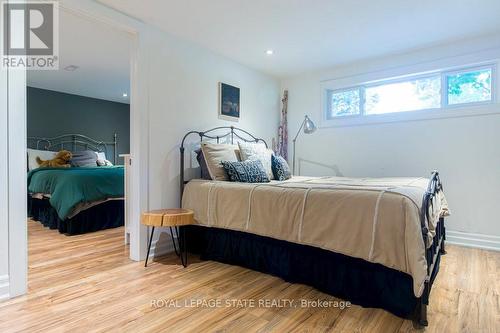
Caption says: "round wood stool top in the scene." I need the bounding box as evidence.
[141,208,194,227]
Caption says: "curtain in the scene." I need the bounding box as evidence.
[276,90,288,160]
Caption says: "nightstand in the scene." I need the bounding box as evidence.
[141,208,194,267]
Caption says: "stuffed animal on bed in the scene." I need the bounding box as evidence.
[36,150,72,168]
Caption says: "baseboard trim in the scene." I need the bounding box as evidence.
[149,237,175,258]
[0,275,10,301]
[447,230,500,252]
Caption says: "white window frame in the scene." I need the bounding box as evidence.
[320,62,498,128]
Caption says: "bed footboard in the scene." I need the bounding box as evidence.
[417,171,446,326]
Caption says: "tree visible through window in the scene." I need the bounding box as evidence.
[329,89,360,118]
[447,69,492,105]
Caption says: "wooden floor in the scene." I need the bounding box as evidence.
[0,221,498,333]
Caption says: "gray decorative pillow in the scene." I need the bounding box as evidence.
[195,148,212,180]
[237,142,274,180]
[221,160,270,183]
[271,155,291,181]
[70,150,98,167]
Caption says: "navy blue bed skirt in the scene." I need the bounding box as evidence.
[28,197,124,235]
[185,225,419,319]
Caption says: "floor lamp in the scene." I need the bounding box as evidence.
[292,115,317,175]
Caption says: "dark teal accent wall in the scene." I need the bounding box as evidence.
[27,87,130,163]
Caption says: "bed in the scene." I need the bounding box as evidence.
[27,133,125,235]
[179,126,449,326]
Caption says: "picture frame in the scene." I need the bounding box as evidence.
[219,82,240,121]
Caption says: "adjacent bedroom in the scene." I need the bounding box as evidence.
[25,10,131,255]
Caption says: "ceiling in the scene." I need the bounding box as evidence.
[99,0,500,78]
[27,9,131,103]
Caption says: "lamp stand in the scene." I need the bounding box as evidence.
[292,138,297,175]
[292,119,306,175]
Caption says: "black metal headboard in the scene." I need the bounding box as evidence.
[27,133,118,165]
[179,126,268,204]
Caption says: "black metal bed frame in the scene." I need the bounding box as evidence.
[27,133,118,165]
[418,171,446,326]
[179,126,267,199]
[179,126,445,327]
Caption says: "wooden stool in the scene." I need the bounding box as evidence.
[141,208,194,267]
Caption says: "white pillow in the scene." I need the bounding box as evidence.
[96,152,114,166]
[237,142,274,180]
[27,148,57,171]
[96,152,107,161]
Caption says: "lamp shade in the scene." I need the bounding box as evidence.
[303,115,316,134]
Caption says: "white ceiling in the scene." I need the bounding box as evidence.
[27,9,131,103]
[99,0,500,78]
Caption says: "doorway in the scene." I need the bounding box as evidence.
[3,1,147,299]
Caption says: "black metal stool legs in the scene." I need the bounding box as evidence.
[180,226,187,267]
[145,226,155,267]
[172,226,188,267]
[144,226,187,268]
[169,226,180,256]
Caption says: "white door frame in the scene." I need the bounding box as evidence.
[5,50,27,299]
[7,0,150,298]
[0,55,10,301]
[2,0,28,298]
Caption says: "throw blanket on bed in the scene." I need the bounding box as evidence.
[28,167,124,220]
[182,176,449,298]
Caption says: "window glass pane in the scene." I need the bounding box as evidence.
[447,69,492,105]
[329,89,360,118]
[365,76,441,115]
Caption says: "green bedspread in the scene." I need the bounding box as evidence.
[27,166,124,220]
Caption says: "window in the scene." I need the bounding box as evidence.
[325,65,494,121]
[447,68,492,105]
[365,76,441,115]
[328,89,360,118]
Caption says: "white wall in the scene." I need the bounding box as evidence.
[282,34,500,248]
[60,1,281,258]
[143,28,280,252]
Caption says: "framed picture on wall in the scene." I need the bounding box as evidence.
[219,82,240,121]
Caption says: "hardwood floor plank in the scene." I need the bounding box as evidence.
[0,220,498,332]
